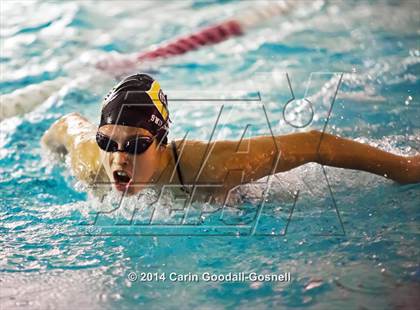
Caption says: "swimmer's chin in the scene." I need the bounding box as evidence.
[112,183,144,196]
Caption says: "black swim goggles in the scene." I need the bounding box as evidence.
[96,132,155,155]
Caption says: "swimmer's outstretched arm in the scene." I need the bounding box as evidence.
[41,113,103,183]
[204,130,419,190]
[276,130,419,183]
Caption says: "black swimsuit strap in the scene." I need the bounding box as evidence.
[171,141,189,194]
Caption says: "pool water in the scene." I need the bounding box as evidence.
[1,0,419,309]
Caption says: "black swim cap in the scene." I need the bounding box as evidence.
[99,73,169,145]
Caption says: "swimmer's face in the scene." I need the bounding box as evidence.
[97,124,163,195]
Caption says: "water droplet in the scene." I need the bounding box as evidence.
[404,95,413,105]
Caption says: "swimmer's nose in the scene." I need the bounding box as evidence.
[113,150,129,166]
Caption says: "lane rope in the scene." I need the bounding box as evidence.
[0,1,307,121]
[95,1,298,72]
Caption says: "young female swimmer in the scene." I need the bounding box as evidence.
[41,74,420,202]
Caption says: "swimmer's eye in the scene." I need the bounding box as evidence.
[124,136,154,154]
[96,132,119,152]
[96,132,154,155]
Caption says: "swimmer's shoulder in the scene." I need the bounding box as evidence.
[42,113,94,151]
[172,136,277,186]
[170,139,245,202]
[42,112,107,184]
[70,134,107,184]
[171,139,236,183]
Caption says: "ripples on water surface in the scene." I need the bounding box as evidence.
[1,0,419,309]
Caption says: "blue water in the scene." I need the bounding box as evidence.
[1,1,419,309]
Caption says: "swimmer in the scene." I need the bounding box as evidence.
[41,74,420,202]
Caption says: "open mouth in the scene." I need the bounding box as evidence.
[113,170,132,189]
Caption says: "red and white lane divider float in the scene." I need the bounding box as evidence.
[94,0,298,72]
[0,1,308,121]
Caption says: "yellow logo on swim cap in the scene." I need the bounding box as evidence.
[146,80,168,120]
